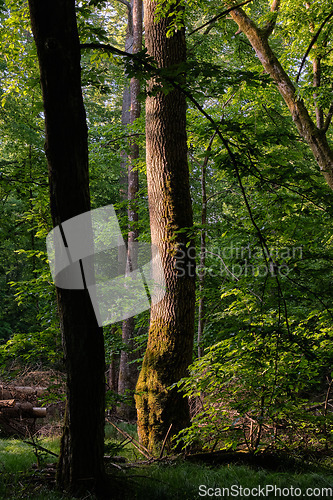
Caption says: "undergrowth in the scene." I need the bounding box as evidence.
[0,428,333,499]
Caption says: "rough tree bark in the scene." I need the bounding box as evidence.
[135,0,196,453]
[225,0,333,191]
[28,0,106,495]
[118,0,143,421]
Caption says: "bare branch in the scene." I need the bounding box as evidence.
[296,8,333,82]
[106,418,152,459]
[313,58,324,128]
[159,424,173,459]
[189,0,254,36]
[323,101,333,132]
[80,42,132,58]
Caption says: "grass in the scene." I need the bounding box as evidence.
[0,436,69,500]
[104,422,143,461]
[0,436,60,472]
[124,461,333,499]
[0,429,333,499]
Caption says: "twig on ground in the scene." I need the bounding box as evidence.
[106,418,152,459]
[159,423,173,459]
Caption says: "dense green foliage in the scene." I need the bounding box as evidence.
[0,0,332,457]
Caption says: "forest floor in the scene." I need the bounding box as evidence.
[0,430,333,499]
[1,371,333,499]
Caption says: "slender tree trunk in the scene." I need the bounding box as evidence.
[111,2,132,418]
[197,200,206,358]
[106,4,134,412]
[28,0,106,495]
[227,3,333,191]
[197,132,216,358]
[119,1,133,198]
[135,0,196,454]
[118,0,143,421]
[107,351,118,393]
[305,2,325,130]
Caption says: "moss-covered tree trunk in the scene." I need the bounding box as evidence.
[28,0,106,495]
[135,0,196,453]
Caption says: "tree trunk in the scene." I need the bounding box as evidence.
[118,0,142,421]
[135,0,196,454]
[28,0,106,495]
[119,1,133,198]
[108,2,133,417]
[227,3,333,191]
[197,132,216,358]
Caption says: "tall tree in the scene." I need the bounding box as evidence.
[27,0,106,494]
[118,0,143,421]
[224,0,333,191]
[135,0,196,452]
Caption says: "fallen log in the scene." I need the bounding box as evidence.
[30,407,47,418]
[0,385,47,399]
[13,386,46,395]
[0,402,46,418]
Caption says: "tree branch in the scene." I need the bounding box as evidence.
[323,101,333,132]
[115,0,131,11]
[270,0,280,12]
[306,5,325,129]
[296,8,333,83]
[0,174,47,187]
[80,42,132,58]
[225,4,333,190]
[189,0,254,36]
[264,0,280,38]
[81,29,333,190]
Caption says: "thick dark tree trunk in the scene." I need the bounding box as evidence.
[135,0,196,453]
[28,0,106,495]
[118,0,142,421]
